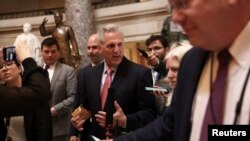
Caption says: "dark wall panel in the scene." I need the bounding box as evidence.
[0,0,64,14]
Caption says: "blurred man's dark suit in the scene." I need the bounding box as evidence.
[69,64,93,140]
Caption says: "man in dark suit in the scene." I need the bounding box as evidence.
[69,33,104,141]
[0,42,51,140]
[101,0,250,141]
[71,24,156,140]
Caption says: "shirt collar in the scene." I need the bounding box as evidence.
[43,62,57,70]
[229,21,250,69]
[103,62,117,74]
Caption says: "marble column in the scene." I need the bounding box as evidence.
[65,0,93,68]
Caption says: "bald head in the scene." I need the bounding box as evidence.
[88,34,99,45]
[87,34,103,65]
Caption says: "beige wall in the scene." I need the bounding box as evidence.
[0,0,169,65]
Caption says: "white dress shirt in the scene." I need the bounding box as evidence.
[43,62,56,82]
[101,63,116,93]
[190,22,250,141]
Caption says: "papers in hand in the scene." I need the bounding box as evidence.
[71,106,92,119]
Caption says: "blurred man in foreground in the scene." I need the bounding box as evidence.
[102,0,250,141]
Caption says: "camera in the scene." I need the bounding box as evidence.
[3,46,16,61]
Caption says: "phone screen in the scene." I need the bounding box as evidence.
[145,87,169,93]
[90,135,100,141]
[3,46,16,61]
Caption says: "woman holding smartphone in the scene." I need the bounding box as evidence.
[0,58,52,141]
[154,41,192,115]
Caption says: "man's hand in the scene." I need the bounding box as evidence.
[71,115,86,131]
[146,53,160,67]
[113,101,126,128]
[69,136,80,141]
[95,101,127,128]
[95,111,106,127]
[50,107,57,117]
[41,17,48,26]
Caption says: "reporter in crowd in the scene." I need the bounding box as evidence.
[1,57,52,141]
[0,42,51,140]
[145,35,170,84]
[154,41,191,115]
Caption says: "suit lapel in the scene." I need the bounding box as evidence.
[91,63,105,110]
[0,118,7,141]
[111,57,129,89]
[176,48,210,111]
[174,48,210,140]
[94,59,128,110]
[50,63,62,92]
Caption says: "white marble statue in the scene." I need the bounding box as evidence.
[14,23,43,66]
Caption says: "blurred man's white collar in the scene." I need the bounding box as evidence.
[229,21,250,69]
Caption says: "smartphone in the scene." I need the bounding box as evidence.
[3,46,16,61]
[145,87,169,93]
[90,135,100,141]
[137,48,149,58]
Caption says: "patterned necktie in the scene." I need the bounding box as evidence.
[200,49,231,141]
[101,68,113,110]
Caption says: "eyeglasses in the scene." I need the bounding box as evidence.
[0,62,14,69]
